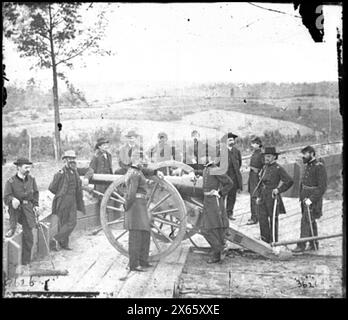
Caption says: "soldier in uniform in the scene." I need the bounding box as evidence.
[115,130,143,175]
[247,137,264,225]
[292,146,327,252]
[221,132,243,220]
[123,158,164,272]
[83,137,113,193]
[4,158,39,266]
[49,150,86,251]
[255,147,294,243]
[190,154,233,263]
[185,130,209,171]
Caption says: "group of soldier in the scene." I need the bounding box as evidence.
[3,128,327,271]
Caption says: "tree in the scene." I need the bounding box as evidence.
[3,2,112,159]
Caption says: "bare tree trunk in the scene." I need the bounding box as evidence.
[48,5,61,160]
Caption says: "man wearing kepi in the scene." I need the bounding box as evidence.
[49,150,86,251]
[221,132,243,220]
[255,147,293,244]
[123,157,164,272]
[292,146,327,253]
[247,137,264,225]
[83,137,113,193]
[4,158,39,266]
[198,155,233,264]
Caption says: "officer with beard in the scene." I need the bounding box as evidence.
[49,150,86,251]
[292,146,327,252]
[4,158,39,266]
[255,147,293,244]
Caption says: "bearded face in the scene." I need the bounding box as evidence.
[227,137,235,147]
[18,164,31,176]
[64,157,77,170]
[302,152,313,164]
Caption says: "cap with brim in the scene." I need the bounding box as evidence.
[251,136,262,146]
[14,158,32,166]
[301,146,315,154]
[62,150,77,159]
[125,130,139,138]
[262,147,280,155]
[221,132,238,142]
[95,137,109,149]
[158,132,168,139]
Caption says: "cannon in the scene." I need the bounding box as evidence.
[82,160,288,261]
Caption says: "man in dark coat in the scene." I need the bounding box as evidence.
[123,158,164,272]
[83,137,113,194]
[115,130,143,175]
[292,146,327,252]
[255,147,294,244]
[200,157,234,263]
[185,130,209,172]
[247,137,264,225]
[3,158,39,266]
[49,150,86,251]
[221,132,243,220]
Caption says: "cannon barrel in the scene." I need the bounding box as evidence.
[84,173,205,200]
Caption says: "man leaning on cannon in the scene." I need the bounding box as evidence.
[3,158,39,266]
[189,153,234,264]
[292,146,327,253]
[122,156,164,272]
[49,150,86,251]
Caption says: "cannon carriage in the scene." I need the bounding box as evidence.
[82,160,284,261]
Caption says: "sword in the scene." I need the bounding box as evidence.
[272,196,278,244]
[305,202,318,250]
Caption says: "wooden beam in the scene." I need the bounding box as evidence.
[272,233,342,247]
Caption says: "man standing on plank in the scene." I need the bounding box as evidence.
[49,150,86,251]
[255,147,293,244]
[4,158,39,266]
[292,146,327,253]
[247,137,264,225]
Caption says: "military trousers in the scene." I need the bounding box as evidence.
[258,202,279,244]
[297,203,319,249]
[21,212,34,265]
[128,230,151,270]
[201,228,226,258]
[250,196,259,222]
[226,185,237,217]
[54,194,77,248]
[8,205,35,265]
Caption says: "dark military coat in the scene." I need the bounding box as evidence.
[227,147,243,190]
[85,150,113,193]
[123,167,157,231]
[300,158,327,218]
[49,167,85,217]
[248,149,264,194]
[256,162,294,215]
[3,174,39,228]
[201,164,234,229]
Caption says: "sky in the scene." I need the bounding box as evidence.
[3,2,342,90]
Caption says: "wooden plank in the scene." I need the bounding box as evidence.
[143,244,190,298]
[3,240,9,280]
[225,227,276,259]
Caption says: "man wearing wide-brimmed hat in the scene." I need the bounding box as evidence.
[115,130,144,175]
[221,132,243,220]
[3,158,39,266]
[48,150,85,251]
[247,136,264,225]
[255,147,293,244]
[83,137,113,193]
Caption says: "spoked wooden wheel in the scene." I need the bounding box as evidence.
[100,172,188,261]
[152,161,202,246]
